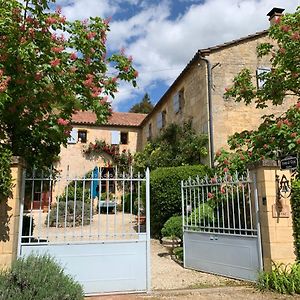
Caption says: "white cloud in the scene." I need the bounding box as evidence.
[56,0,118,20]
[57,0,300,110]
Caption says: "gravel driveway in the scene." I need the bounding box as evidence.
[90,240,300,299]
[150,239,238,290]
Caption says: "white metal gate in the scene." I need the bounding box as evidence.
[181,171,262,281]
[18,167,151,295]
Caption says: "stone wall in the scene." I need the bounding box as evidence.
[0,157,25,269]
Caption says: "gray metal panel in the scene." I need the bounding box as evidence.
[184,231,260,281]
[21,240,147,294]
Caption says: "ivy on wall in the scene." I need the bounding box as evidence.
[83,139,133,172]
[0,146,13,201]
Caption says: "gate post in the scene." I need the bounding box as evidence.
[0,156,26,270]
[249,160,296,272]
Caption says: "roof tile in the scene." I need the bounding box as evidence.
[72,111,147,127]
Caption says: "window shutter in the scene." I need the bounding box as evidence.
[111,131,120,144]
[67,128,78,144]
[157,113,162,129]
[173,93,180,113]
[256,67,271,88]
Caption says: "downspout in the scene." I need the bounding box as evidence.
[199,54,214,168]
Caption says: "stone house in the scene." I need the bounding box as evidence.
[54,111,146,197]
[59,111,146,178]
[140,8,295,167]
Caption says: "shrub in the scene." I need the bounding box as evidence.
[291,180,300,260]
[150,165,210,238]
[173,247,183,262]
[122,193,139,215]
[59,185,92,204]
[257,262,300,294]
[161,215,183,244]
[0,254,84,300]
[47,201,92,227]
[188,202,215,226]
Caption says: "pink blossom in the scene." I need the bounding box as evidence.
[55,6,62,14]
[50,58,61,67]
[34,72,42,81]
[207,192,214,199]
[70,52,77,60]
[291,132,297,138]
[51,46,64,53]
[291,32,300,41]
[223,167,229,173]
[128,55,133,62]
[280,25,290,32]
[46,16,57,25]
[57,118,69,126]
[133,70,138,78]
[59,16,66,24]
[103,16,112,25]
[85,57,91,65]
[111,77,117,83]
[87,32,96,40]
[211,177,217,183]
[70,66,77,73]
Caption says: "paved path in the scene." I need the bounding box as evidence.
[87,286,300,300]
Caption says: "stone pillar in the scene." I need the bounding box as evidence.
[249,160,296,271]
[0,157,26,270]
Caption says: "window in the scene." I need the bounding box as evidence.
[157,110,166,129]
[111,130,120,145]
[78,130,87,143]
[256,67,271,89]
[120,132,128,144]
[147,123,152,141]
[157,113,162,129]
[67,128,78,144]
[173,89,184,113]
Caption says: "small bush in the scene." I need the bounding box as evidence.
[59,185,92,204]
[188,202,215,226]
[47,201,92,227]
[161,215,183,244]
[150,165,209,238]
[0,254,84,300]
[291,180,300,260]
[257,262,300,294]
[173,247,183,262]
[122,193,139,215]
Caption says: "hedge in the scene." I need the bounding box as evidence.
[291,180,300,260]
[150,165,209,238]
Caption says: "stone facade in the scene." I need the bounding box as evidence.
[56,123,143,196]
[140,32,296,166]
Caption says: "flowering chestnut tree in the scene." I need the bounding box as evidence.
[0,0,137,197]
[216,7,300,173]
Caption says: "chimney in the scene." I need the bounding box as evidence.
[267,7,285,26]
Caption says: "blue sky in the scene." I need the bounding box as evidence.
[56,0,300,112]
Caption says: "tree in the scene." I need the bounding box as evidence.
[0,0,138,199]
[134,121,208,171]
[215,7,300,173]
[129,93,153,114]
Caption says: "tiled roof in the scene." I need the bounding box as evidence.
[72,111,147,127]
[198,30,268,55]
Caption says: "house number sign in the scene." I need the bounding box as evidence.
[280,156,298,170]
